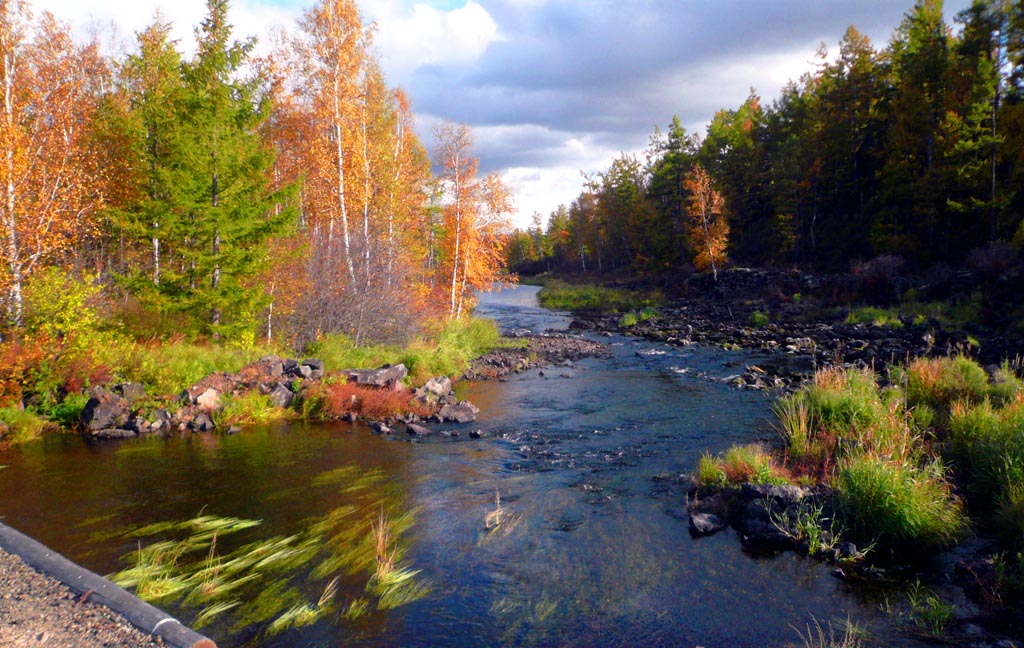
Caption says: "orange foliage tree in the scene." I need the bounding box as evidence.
[262,0,432,346]
[683,164,729,281]
[0,1,105,328]
[433,121,513,318]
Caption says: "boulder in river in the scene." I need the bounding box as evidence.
[437,401,480,424]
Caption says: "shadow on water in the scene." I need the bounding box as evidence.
[0,285,931,646]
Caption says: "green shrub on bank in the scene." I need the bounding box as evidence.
[537,282,662,313]
[948,396,1024,541]
[104,340,269,397]
[749,311,768,328]
[901,355,991,414]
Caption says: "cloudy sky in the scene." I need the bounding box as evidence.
[40,0,973,228]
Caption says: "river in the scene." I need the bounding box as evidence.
[0,285,920,647]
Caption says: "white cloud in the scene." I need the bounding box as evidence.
[363,0,499,81]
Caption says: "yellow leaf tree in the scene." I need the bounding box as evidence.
[0,1,104,327]
[683,164,729,281]
[433,121,513,318]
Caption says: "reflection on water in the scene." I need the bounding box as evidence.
[0,287,929,646]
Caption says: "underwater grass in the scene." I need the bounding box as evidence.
[112,463,430,641]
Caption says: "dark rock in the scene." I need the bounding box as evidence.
[346,363,408,388]
[469,429,486,439]
[372,422,395,435]
[114,382,147,403]
[689,512,726,536]
[283,358,299,375]
[836,542,859,561]
[407,423,432,436]
[267,383,294,409]
[92,428,138,440]
[740,482,807,505]
[226,426,242,435]
[297,364,313,379]
[80,389,132,432]
[190,413,215,432]
[437,400,480,423]
[301,358,324,380]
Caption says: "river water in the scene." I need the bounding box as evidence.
[0,286,918,647]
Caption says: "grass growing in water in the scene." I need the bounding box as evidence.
[112,463,430,639]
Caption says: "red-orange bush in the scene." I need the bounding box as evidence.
[303,380,432,421]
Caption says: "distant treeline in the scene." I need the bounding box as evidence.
[507,0,1024,277]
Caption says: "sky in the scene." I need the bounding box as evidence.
[38,0,974,228]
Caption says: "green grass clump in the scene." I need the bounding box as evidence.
[298,317,501,385]
[696,444,791,486]
[948,396,1024,541]
[0,407,52,443]
[618,307,659,328]
[749,311,768,328]
[537,282,662,313]
[902,355,992,414]
[845,307,903,328]
[219,392,292,427]
[836,454,965,550]
[104,340,269,397]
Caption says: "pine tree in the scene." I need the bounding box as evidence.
[157,0,295,341]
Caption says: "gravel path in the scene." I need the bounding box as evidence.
[0,548,162,648]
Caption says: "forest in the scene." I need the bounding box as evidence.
[507,0,1024,294]
[0,0,511,348]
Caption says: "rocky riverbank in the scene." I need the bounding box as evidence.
[76,334,611,441]
[569,268,1023,392]
[462,333,611,381]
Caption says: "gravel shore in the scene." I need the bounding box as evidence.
[0,548,162,648]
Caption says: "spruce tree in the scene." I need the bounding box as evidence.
[160,0,294,341]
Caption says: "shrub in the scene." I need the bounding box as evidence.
[302,381,429,421]
[836,454,965,550]
[749,311,768,328]
[844,307,902,328]
[537,282,663,313]
[948,396,1024,540]
[618,312,639,327]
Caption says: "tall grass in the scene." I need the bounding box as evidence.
[695,444,790,486]
[537,282,662,313]
[310,316,500,383]
[836,454,966,550]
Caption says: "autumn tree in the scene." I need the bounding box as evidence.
[0,1,105,329]
[683,165,729,281]
[433,121,512,318]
